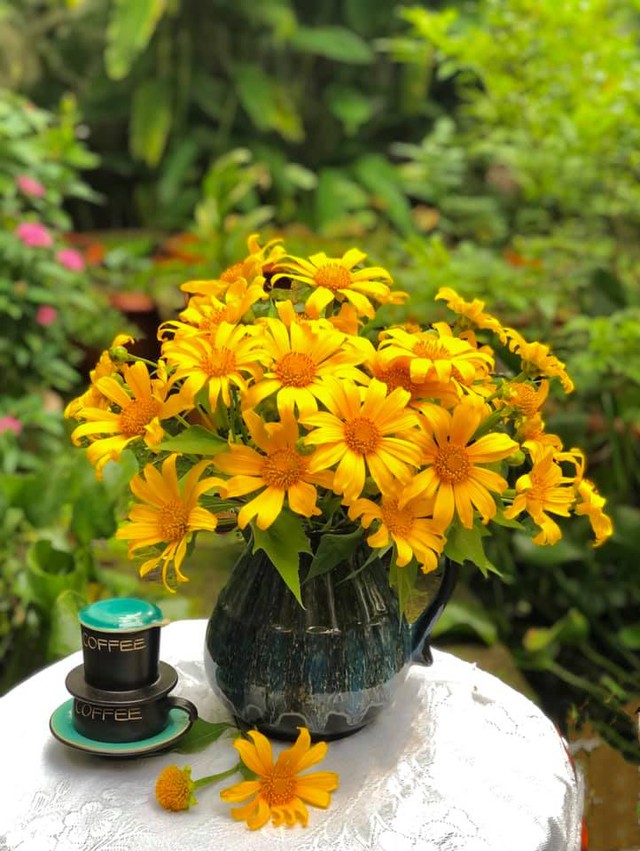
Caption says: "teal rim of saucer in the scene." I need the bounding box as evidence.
[49,699,193,757]
[79,598,164,632]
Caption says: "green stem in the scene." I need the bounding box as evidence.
[130,355,159,369]
[537,659,611,702]
[197,404,218,432]
[193,762,242,790]
[581,643,639,689]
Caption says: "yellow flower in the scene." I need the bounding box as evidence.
[575,478,613,547]
[116,454,223,592]
[348,481,446,572]
[502,379,549,418]
[405,396,519,530]
[504,442,576,545]
[214,411,333,530]
[220,234,286,285]
[64,334,134,417]
[161,279,267,341]
[516,413,563,451]
[303,378,421,503]
[181,234,285,298]
[368,351,460,409]
[436,287,509,344]
[378,323,493,386]
[242,318,369,418]
[69,361,192,479]
[155,766,197,811]
[508,334,574,393]
[275,299,362,337]
[278,248,398,319]
[162,322,264,409]
[220,728,339,830]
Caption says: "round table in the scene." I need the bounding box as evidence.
[0,620,583,851]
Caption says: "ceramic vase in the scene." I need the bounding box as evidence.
[204,541,458,740]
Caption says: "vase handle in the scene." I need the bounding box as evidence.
[410,557,459,666]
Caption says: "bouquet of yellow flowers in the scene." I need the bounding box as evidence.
[66,235,612,605]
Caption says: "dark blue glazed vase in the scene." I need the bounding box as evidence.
[204,541,458,740]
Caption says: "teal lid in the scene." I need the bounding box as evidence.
[79,598,165,632]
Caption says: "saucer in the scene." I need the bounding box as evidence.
[50,699,194,757]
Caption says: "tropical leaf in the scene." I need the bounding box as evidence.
[105,0,167,81]
[158,426,228,455]
[251,511,311,606]
[130,79,172,167]
[444,523,501,578]
[304,528,363,582]
[173,719,236,753]
[289,26,374,64]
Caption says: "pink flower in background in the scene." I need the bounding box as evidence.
[36,305,58,326]
[16,222,53,248]
[56,248,85,272]
[0,416,22,436]
[16,175,46,198]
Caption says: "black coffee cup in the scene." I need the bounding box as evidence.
[78,598,167,691]
[72,694,197,743]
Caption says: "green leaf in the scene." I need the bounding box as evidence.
[444,524,501,578]
[173,719,235,754]
[71,484,117,545]
[105,0,166,80]
[326,86,375,135]
[432,599,498,645]
[289,26,374,64]
[617,624,640,650]
[491,505,523,529]
[233,64,303,142]
[523,609,589,653]
[315,168,369,233]
[389,558,418,616]
[305,528,363,582]
[337,544,391,584]
[512,533,583,566]
[354,154,414,235]
[158,426,228,455]
[48,590,85,659]
[130,79,172,167]
[25,542,88,612]
[251,511,311,606]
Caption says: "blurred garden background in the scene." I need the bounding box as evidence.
[1,1,639,846]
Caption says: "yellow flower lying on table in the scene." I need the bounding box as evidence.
[220,727,339,829]
[154,727,339,831]
[66,233,613,599]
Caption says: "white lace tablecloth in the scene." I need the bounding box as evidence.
[0,619,582,851]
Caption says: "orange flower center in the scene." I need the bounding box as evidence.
[375,361,414,394]
[159,500,189,542]
[119,398,161,436]
[200,347,236,377]
[199,307,227,332]
[434,444,471,483]
[261,448,307,489]
[344,416,381,455]
[413,338,451,361]
[275,352,317,387]
[313,263,351,292]
[155,766,192,811]
[381,498,413,536]
[261,770,296,806]
[220,261,244,283]
[509,384,541,418]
